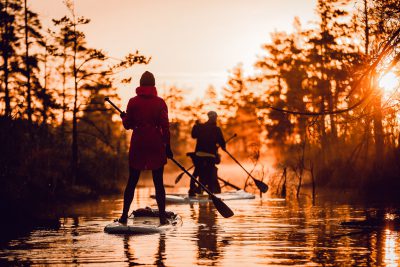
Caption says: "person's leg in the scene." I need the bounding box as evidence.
[212,165,221,193]
[205,158,216,193]
[198,158,208,191]
[120,168,141,222]
[188,168,198,196]
[152,166,166,224]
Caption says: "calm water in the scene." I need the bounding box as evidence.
[1,186,399,266]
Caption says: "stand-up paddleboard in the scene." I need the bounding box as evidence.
[151,190,255,204]
[104,207,182,234]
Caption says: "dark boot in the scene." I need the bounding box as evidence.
[116,214,128,224]
[159,213,168,225]
[188,186,198,197]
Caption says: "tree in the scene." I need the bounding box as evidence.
[203,85,219,112]
[161,85,194,156]
[306,0,356,143]
[78,76,129,187]
[36,32,60,126]
[363,0,400,161]
[23,0,43,124]
[221,65,261,155]
[51,19,73,131]
[53,0,150,184]
[0,0,22,118]
[255,19,310,146]
[0,0,49,123]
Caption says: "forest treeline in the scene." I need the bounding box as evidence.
[0,0,151,217]
[1,0,400,216]
[168,0,400,197]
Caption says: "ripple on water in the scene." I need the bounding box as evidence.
[0,188,400,266]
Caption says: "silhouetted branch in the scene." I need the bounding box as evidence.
[262,25,400,116]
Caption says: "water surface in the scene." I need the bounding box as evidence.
[1,187,399,266]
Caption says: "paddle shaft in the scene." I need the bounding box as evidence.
[170,158,215,196]
[171,157,234,218]
[217,177,241,190]
[105,97,124,114]
[224,150,259,183]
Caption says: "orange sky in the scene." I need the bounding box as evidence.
[30,0,317,104]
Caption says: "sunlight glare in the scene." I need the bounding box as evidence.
[379,71,399,94]
[384,229,399,267]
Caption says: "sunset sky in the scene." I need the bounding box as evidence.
[30,0,317,104]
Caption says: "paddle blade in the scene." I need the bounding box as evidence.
[211,196,234,218]
[175,172,185,184]
[254,179,269,193]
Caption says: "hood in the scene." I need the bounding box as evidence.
[136,86,158,97]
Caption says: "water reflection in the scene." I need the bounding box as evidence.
[0,188,400,266]
[121,226,167,266]
[71,217,79,265]
[384,229,399,267]
[123,236,135,265]
[154,234,166,267]
[193,203,222,263]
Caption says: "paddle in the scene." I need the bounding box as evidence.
[217,177,241,190]
[170,157,234,218]
[174,165,193,184]
[223,150,269,193]
[105,97,124,114]
[174,133,237,184]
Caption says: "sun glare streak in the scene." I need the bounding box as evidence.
[379,71,399,95]
[384,229,399,267]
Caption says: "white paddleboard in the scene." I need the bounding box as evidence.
[152,190,255,203]
[104,209,182,234]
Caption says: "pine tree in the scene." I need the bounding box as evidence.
[36,32,59,126]
[0,0,22,118]
[51,19,73,131]
[221,65,261,155]
[301,0,364,152]
[22,0,44,125]
[255,20,308,145]
[203,85,218,112]
[365,0,400,161]
[53,0,150,184]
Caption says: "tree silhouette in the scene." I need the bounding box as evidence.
[0,0,22,118]
[52,0,150,184]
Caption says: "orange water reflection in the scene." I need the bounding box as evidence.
[384,229,399,267]
[0,187,400,266]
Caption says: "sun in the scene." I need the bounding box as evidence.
[379,71,399,94]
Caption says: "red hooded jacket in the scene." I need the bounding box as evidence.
[122,86,170,170]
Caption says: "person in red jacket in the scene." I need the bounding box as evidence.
[118,71,173,225]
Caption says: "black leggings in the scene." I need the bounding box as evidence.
[122,167,165,218]
[189,157,221,194]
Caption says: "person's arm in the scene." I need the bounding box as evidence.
[217,127,226,151]
[191,121,200,139]
[122,99,134,130]
[160,100,170,144]
[160,100,173,158]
